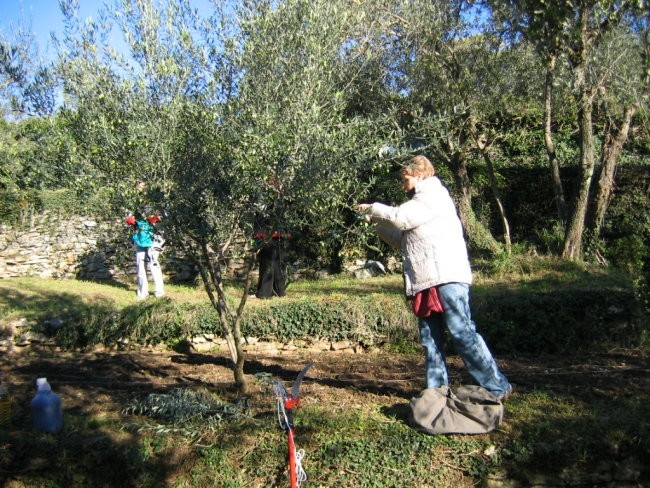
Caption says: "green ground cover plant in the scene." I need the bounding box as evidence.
[0,256,644,355]
[0,256,648,487]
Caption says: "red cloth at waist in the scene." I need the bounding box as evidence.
[412,287,444,317]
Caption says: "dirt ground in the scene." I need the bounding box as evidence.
[2,343,648,419]
[1,343,649,488]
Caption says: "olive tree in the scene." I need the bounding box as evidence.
[0,23,68,193]
[56,0,391,391]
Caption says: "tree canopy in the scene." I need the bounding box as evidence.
[1,0,648,388]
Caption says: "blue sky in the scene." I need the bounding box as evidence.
[0,1,101,60]
[0,1,217,62]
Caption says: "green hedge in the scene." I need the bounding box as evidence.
[0,188,114,225]
[240,294,414,346]
[51,285,646,355]
[472,287,644,354]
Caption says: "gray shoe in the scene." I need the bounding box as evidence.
[498,384,513,402]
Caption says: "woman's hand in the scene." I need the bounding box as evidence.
[357,203,372,222]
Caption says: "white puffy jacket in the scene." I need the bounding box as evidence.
[368,176,472,296]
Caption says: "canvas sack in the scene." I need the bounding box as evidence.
[408,385,504,435]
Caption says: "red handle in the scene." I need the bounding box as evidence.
[288,427,297,488]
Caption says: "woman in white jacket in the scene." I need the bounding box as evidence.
[358,155,511,400]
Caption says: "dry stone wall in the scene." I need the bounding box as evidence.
[0,212,203,282]
[0,213,110,279]
[0,212,389,282]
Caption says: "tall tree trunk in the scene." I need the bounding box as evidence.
[477,134,512,254]
[450,150,501,254]
[562,7,601,262]
[543,53,567,223]
[563,62,596,261]
[450,149,473,229]
[588,105,636,237]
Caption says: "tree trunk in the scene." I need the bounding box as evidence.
[543,54,567,224]
[563,62,596,261]
[588,105,636,237]
[233,347,247,392]
[450,150,472,229]
[477,134,511,254]
[450,150,501,254]
[198,242,249,392]
[562,8,600,262]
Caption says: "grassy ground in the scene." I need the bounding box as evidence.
[0,260,648,487]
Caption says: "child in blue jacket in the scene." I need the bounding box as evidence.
[126,213,165,299]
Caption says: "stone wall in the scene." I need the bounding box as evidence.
[0,212,200,282]
[0,212,388,282]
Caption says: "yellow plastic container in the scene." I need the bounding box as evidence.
[0,374,10,427]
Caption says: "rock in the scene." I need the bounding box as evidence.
[353,260,386,278]
[191,342,218,353]
[330,340,351,351]
[43,318,64,333]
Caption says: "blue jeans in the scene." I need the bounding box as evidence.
[418,282,511,397]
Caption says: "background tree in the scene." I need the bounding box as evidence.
[0,21,70,197]
[486,0,642,260]
[485,0,574,225]
[587,22,649,243]
[0,28,57,119]
[375,0,513,255]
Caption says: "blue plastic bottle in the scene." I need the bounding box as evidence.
[31,378,62,433]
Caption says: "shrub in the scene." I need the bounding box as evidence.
[42,273,646,355]
[472,287,644,354]
[240,294,415,346]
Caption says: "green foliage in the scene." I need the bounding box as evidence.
[0,116,76,192]
[241,294,414,345]
[123,388,251,433]
[50,297,222,350]
[503,392,650,483]
[308,410,486,486]
[0,189,42,223]
[473,286,643,354]
[601,172,650,276]
[11,269,640,356]
[0,187,113,225]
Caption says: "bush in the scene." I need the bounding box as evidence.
[240,294,415,346]
[45,274,646,355]
[472,286,644,354]
[54,299,221,349]
[0,188,114,226]
[0,189,43,224]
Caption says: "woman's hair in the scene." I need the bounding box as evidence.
[401,155,435,178]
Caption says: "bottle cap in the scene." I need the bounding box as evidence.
[36,378,51,392]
